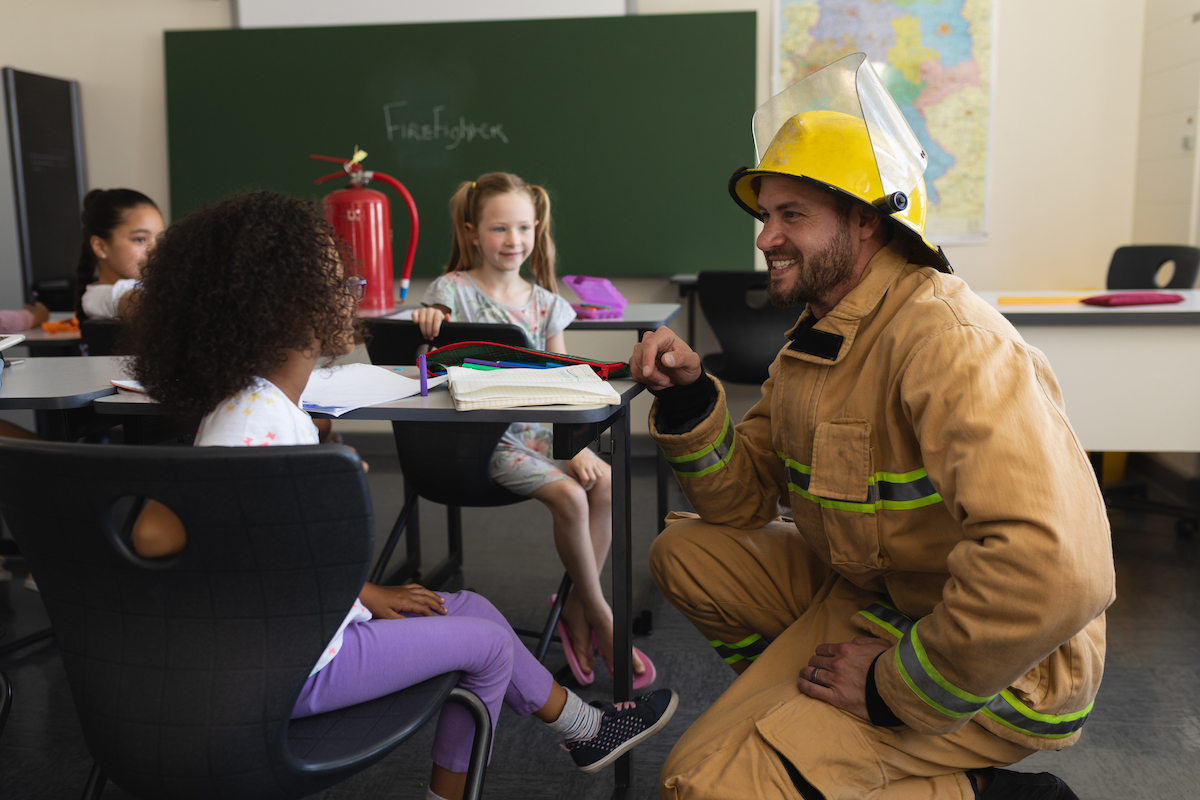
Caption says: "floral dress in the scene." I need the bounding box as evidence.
[423,271,578,495]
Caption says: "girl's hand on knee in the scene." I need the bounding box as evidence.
[567,448,606,491]
[359,581,448,619]
[412,306,450,340]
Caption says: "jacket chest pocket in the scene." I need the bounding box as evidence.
[809,419,886,572]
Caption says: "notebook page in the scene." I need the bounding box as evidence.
[446,364,620,410]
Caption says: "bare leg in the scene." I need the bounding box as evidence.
[534,472,645,677]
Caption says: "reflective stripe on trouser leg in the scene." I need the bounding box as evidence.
[709,632,771,665]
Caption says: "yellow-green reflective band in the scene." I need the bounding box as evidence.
[896,621,995,718]
[868,603,1094,737]
[708,632,770,663]
[666,413,736,478]
[858,602,915,640]
[776,454,943,513]
[982,692,1093,739]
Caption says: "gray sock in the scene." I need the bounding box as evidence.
[546,688,602,742]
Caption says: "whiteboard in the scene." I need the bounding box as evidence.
[234,0,626,28]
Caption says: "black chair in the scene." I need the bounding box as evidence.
[79,318,122,356]
[363,319,572,663]
[0,440,490,799]
[0,626,10,739]
[1106,245,1200,290]
[696,271,803,384]
[1097,245,1200,535]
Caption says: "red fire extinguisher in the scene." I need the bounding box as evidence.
[311,150,419,312]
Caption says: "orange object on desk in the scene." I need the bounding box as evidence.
[41,317,79,334]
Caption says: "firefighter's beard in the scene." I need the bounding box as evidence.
[765,216,855,309]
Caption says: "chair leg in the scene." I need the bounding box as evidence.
[369,490,420,585]
[80,762,107,800]
[534,573,573,663]
[447,688,491,800]
[0,669,10,737]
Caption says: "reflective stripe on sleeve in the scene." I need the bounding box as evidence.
[777,453,942,513]
[868,604,1094,738]
[664,412,736,478]
[708,632,770,664]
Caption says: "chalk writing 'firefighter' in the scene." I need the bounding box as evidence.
[383,103,508,150]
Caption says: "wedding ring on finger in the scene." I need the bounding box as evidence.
[811,667,824,685]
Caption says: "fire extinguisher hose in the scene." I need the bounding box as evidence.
[366,171,419,301]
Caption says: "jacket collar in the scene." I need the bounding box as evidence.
[784,239,909,364]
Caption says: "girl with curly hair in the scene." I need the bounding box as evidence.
[125,190,677,800]
[411,172,656,690]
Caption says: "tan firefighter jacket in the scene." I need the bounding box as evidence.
[650,240,1116,750]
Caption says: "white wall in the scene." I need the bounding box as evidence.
[0,0,232,222]
[234,0,624,27]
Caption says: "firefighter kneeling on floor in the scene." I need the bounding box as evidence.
[630,53,1114,800]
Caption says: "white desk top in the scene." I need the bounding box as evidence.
[0,355,124,409]
[976,289,1200,325]
[93,370,645,423]
[565,303,680,331]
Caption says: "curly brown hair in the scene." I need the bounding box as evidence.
[123,191,361,418]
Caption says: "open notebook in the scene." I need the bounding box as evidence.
[446,364,621,411]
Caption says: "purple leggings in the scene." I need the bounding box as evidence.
[292,590,554,772]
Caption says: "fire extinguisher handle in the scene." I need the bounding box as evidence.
[367,171,420,301]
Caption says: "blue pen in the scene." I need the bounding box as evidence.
[418,354,428,396]
[497,360,552,369]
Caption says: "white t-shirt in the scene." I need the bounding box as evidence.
[195,377,372,675]
[81,278,140,319]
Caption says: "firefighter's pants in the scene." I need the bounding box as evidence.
[649,514,1035,800]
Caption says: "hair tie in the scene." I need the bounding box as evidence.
[472,182,477,190]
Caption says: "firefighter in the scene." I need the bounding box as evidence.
[632,54,1114,800]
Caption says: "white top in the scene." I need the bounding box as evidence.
[195,377,371,675]
[81,278,140,319]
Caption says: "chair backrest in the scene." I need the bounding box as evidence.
[1106,245,1200,290]
[364,319,531,365]
[696,271,802,384]
[80,318,122,356]
[0,440,373,799]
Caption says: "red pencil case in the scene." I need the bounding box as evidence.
[1080,292,1185,306]
[423,341,631,380]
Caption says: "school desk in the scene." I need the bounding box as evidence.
[94,373,649,797]
[976,289,1200,452]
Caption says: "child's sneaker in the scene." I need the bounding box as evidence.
[566,689,678,774]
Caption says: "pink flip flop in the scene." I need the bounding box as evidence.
[592,631,657,690]
[549,594,594,685]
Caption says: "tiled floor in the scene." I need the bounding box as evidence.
[0,443,1197,799]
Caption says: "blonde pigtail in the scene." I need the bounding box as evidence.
[444,181,478,274]
[526,183,558,293]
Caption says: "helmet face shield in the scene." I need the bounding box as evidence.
[732,52,949,272]
[752,53,926,210]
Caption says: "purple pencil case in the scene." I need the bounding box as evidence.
[563,275,627,319]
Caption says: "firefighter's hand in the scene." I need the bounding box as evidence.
[797,636,890,721]
[631,326,701,388]
[412,305,450,340]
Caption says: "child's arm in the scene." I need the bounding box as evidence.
[131,499,187,558]
[546,331,566,354]
[359,581,448,618]
[412,304,451,340]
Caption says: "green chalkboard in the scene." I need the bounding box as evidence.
[164,12,756,278]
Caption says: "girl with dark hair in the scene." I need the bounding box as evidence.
[411,172,657,690]
[74,188,162,320]
[125,190,677,800]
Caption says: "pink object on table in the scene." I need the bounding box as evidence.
[563,275,627,319]
[0,308,34,334]
[1080,292,1185,307]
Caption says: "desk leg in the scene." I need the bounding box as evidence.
[611,404,633,799]
[655,450,670,533]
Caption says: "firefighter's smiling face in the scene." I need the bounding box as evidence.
[754,175,884,317]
